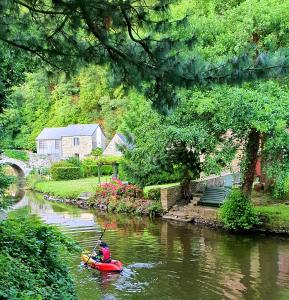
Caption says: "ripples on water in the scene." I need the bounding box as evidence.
[13,192,289,300]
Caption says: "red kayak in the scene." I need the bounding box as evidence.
[81,254,123,272]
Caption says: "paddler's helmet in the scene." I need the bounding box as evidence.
[100,241,108,248]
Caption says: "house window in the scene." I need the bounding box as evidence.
[55,140,60,150]
[73,137,80,146]
[39,140,47,149]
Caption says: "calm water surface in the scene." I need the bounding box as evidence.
[13,192,289,300]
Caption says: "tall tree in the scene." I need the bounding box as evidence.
[210,81,289,197]
[1,0,289,109]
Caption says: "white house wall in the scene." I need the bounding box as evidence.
[37,139,62,159]
[96,127,106,150]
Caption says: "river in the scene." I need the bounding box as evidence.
[11,191,289,300]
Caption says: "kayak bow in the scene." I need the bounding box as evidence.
[81,254,123,272]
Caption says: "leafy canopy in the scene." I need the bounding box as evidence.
[2,0,289,109]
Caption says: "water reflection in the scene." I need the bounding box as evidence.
[11,191,289,300]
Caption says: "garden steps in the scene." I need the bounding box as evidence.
[199,187,231,207]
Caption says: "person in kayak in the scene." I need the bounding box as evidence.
[93,241,111,263]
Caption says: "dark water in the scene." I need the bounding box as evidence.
[13,192,289,300]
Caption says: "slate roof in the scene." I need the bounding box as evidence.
[36,124,99,140]
[116,133,128,144]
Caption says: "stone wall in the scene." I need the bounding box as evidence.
[28,152,57,169]
[161,186,182,211]
[160,173,241,211]
[62,136,92,159]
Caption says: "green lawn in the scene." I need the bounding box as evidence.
[35,176,111,198]
[35,176,180,199]
[255,204,289,230]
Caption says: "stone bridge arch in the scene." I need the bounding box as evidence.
[0,155,32,177]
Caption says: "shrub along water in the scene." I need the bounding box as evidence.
[89,179,163,216]
[0,165,15,196]
[219,189,260,230]
[0,215,80,299]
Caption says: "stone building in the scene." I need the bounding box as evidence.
[36,124,106,160]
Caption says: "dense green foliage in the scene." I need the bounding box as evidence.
[270,171,289,200]
[2,0,289,112]
[3,149,29,161]
[0,216,79,299]
[220,189,260,230]
[0,165,14,196]
[0,43,36,112]
[120,89,235,194]
[120,91,181,187]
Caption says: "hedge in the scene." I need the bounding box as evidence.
[51,167,83,181]
[83,164,113,177]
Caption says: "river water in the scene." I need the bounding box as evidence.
[12,191,289,300]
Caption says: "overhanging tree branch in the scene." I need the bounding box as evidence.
[0,37,65,70]
[15,0,66,15]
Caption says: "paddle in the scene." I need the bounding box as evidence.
[85,223,109,265]
[98,223,109,241]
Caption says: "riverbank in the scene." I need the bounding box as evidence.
[41,189,289,235]
[33,177,163,216]
[163,201,289,235]
[32,177,289,235]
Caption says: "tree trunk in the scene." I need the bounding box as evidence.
[241,129,261,198]
[181,168,192,204]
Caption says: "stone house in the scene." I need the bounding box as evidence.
[103,133,128,156]
[36,124,106,160]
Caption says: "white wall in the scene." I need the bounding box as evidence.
[96,127,106,150]
[37,139,62,158]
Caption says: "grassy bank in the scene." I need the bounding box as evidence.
[3,149,29,161]
[34,176,111,198]
[255,204,289,231]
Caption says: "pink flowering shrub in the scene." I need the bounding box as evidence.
[89,180,162,215]
[89,180,162,216]
[95,179,143,199]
